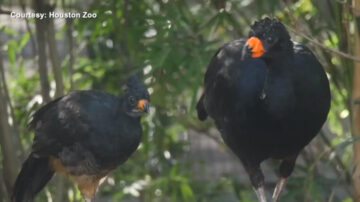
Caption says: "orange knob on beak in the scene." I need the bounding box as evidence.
[246,37,265,58]
[138,100,149,113]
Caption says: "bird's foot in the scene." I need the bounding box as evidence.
[254,186,267,202]
[272,177,287,202]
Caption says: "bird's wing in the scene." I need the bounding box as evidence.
[197,39,247,120]
[293,43,330,104]
[30,96,66,156]
[292,43,331,134]
[204,39,247,87]
[28,96,63,130]
[197,39,268,120]
[31,90,120,156]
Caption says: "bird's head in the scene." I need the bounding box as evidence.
[123,75,150,117]
[245,18,293,59]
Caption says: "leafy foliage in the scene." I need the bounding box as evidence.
[0,0,357,201]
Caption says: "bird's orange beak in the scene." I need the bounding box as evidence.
[246,37,265,58]
[138,100,149,113]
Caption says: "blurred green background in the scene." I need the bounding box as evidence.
[0,0,360,201]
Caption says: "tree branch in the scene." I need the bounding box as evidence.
[0,43,24,160]
[66,19,75,90]
[33,0,51,102]
[284,24,360,63]
[351,1,360,201]
[19,0,37,54]
[47,5,64,98]
[0,41,20,195]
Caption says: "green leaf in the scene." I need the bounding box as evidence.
[18,32,31,52]
[7,40,17,69]
[180,183,195,201]
[3,27,17,36]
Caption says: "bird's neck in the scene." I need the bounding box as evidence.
[120,99,142,120]
[265,51,294,71]
[264,40,294,68]
[258,53,294,100]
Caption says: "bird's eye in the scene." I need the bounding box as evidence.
[129,96,136,105]
[267,37,274,44]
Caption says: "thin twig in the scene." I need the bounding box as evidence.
[0,9,11,15]
[284,24,360,63]
[19,0,37,53]
[281,0,360,63]
[319,130,353,196]
[320,130,352,184]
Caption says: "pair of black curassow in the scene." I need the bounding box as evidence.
[12,18,330,202]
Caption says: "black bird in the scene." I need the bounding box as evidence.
[12,75,150,202]
[196,18,330,202]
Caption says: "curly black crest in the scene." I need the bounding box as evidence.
[126,75,147,92]
[249,17,290,40]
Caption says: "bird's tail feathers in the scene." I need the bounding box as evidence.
[11,154,54,202]
[196,94,208,121]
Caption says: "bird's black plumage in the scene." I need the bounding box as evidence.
[197,18,330,201]
[12,75,150,202]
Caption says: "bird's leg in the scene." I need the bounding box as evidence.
[244,164,267,202]
[85,197,95,202]
[254,185,267,202]
[82,189,96,202]
[272,178,287,202]
[75,176,100,202]
[272,155,298,202]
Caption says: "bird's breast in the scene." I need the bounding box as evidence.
[260,76,296,119]
[85,117,142,167]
